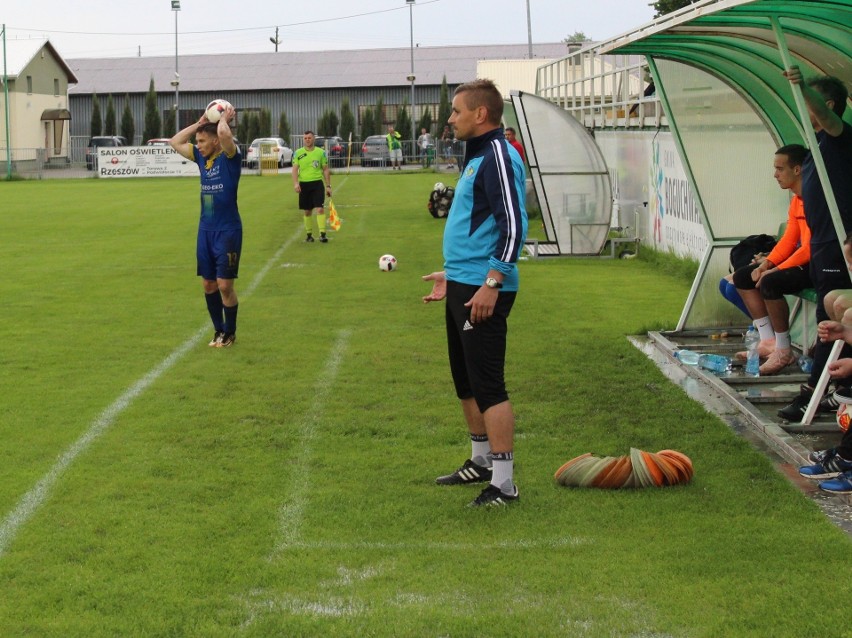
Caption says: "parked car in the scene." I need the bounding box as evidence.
[246,137,293,168]
[314,136,346,168]
[86,135,127,170]
[146,138,171,146]
[360,135,389,167]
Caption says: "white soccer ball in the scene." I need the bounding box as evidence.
[378,254,397,271]
[205,99,232,123]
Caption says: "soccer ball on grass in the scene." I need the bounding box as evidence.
[379,254,397,271]
[205,99,233,124]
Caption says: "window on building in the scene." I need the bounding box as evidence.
[27,76,33,94]
[54,79,60,96]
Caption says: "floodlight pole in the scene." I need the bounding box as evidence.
[2,24,11,180]
[407,0,416,144]
[172,0,181,134]
[526,0,533,59]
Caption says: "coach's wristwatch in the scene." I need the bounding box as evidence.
[484,277,503,289]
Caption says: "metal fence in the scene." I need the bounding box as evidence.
[1,137,467,180]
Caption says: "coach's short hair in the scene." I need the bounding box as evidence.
[807,76,848,117]
[454,79,504,125]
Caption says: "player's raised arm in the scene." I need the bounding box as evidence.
[169,114,207,161]
[218,105,237,157]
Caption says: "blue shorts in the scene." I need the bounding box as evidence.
[197,228,242,280]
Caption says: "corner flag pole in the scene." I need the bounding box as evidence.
[2,24,11,180]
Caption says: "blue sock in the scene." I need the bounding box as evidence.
[223,303,239,334]
[205,291,225,332]
[719,278,751,319]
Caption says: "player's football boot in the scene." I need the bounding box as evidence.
[217,333,236,348]
[435,459,492,485]
[468,484,519,507]
[208,331,224,347]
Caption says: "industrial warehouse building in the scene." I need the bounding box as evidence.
[66,42,570,147]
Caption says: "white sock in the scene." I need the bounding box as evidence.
[754,316,774,341]
[470,434,491,468]
[775,331,791,350]
[490,452,515,494]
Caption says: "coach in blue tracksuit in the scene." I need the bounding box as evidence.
[422,79,528,508]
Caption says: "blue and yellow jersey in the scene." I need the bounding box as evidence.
[193,145,242,231]
[442,128,528,291]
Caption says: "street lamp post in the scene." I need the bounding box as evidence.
[171,0,180,134]
[406,0,416,144]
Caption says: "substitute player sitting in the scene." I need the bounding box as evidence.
[169,104,242,348]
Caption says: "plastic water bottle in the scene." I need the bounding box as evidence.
[675,349,700,365]
[798,355,814,374]
[699,353,732,374]
[744,327,760,377]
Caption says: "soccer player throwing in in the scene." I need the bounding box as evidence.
[170,104,242,348]
[422,79,528,507]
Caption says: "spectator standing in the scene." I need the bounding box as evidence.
[422,79,528,507]
[386,125,403,171]
[732,144,811,375]
[169,105,242,348]
[417,127,434,168]
[504,127,526,164]
[291,131,332,243]
[441,125,455,169]
[778,72,852,420]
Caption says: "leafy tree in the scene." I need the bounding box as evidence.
[120,94,135,144]
[278,110,291,144]
[90,93,102,137]
[373,96,385,132]
[163,108,175,139]
[395,101,412,142]
[563,31,590,44]
[104,94,117,136]
[339,98,356,145]
[437,76,452,130]
[652,0,697,17]
[238,114,249,144]
[246,112,261,144]
[258,108,272,136]
[417,109,433,136]
[142,77,161,144]
[360,107,375,139]
[318,108,339,136]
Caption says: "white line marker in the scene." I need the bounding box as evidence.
[0,229,304,559]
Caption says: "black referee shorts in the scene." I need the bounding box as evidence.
[298,180,325,211]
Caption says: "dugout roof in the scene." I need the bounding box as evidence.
[603,0,852,328]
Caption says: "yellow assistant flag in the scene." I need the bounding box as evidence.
[328,199,342,231]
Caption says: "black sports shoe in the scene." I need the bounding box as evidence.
[809,448,835,464]
[820,386,852,412]
[778,385,814,421]
[305,234,315,243]
[435,459,492,485]
[216,333,236,348]
[208,331,224,347]
[319,232,328,243]
[468,484,519,507]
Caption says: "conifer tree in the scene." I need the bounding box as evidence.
[120,94,135,144]
[90,93,102,137]
[142,78,162,143]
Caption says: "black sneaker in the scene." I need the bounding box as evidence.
[809,448,835,464]
[319,232,328,243]
[778,385,813,421]
[820,386,852,412]
[306,234,315,243]
[216,333,236,348]
[208,331,224,347]
[435,459,492,485]
[468,484,519,507]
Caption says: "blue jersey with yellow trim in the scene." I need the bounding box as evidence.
[193,146,242,231]
[442,128,527,291]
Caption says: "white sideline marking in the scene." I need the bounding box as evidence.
[0,229,306,559]
[271,329,351,556]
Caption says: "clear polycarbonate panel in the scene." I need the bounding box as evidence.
[655,59,789,242]
[511,91,611,254]
[540,174,612,254]
[681,245,752,329]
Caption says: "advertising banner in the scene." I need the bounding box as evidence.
[97,146,199,178]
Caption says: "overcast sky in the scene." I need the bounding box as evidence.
[2,0,655,59]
